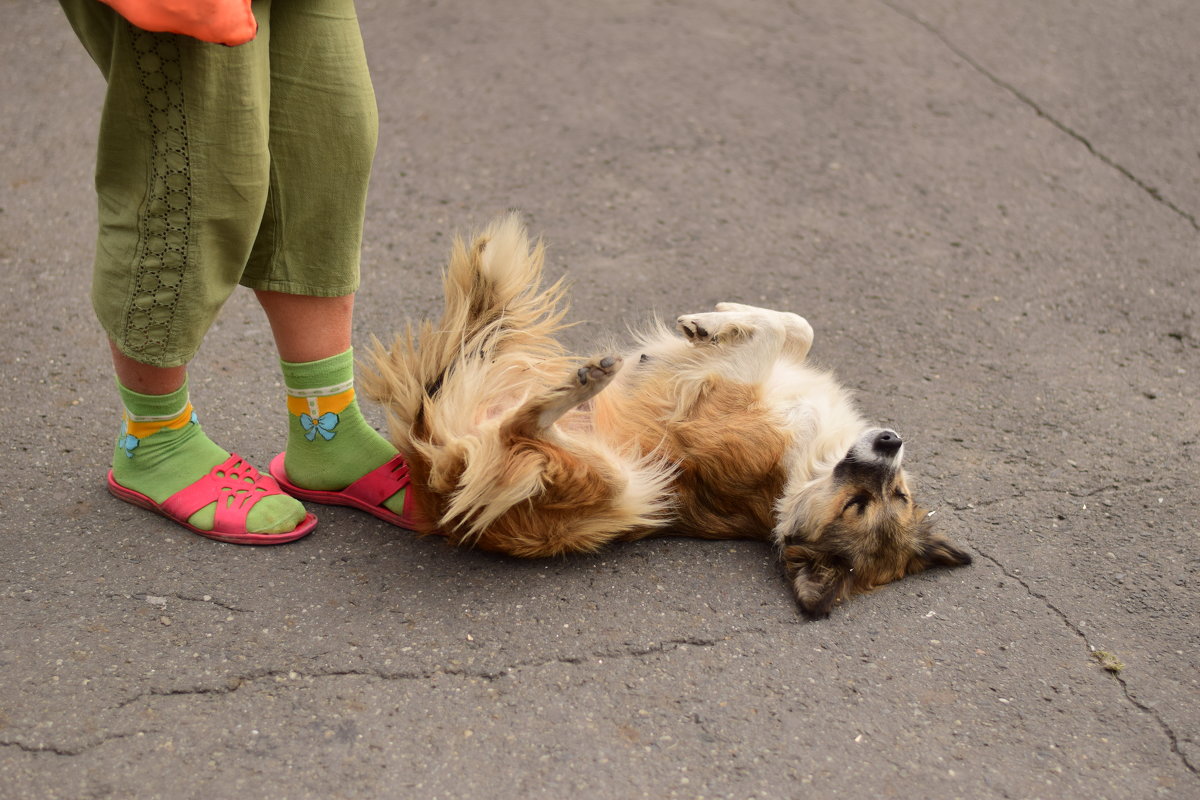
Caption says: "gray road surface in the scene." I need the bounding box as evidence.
[1,0,1197,798]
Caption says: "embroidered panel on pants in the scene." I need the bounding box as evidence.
[125,29,191,362]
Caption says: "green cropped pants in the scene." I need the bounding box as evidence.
[61,0,378,367]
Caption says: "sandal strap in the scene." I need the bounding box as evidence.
[160,454,280,533]
[341,454,412,508]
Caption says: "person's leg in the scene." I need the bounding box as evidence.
[256,292,409,519]
[62,0,311,538]
[252,291,353,364]
[107,344,309,535]
[241,1,410,522]
[110,342,186,395]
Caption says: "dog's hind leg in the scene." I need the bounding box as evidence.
[500,356,624,439]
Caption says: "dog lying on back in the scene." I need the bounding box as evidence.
[361,216,971,618]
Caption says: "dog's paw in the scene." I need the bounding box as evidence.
[577,355,622,387]
[677,313,749,345]
[520,356,625,433]
[677,315,710,342]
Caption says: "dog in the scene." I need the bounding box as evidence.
[361,215,971,618]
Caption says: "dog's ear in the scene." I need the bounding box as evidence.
[916,514,972,568]
[781,544,851,620]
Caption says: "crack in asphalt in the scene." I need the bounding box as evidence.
[172,594,253,614]
[94,629,756,714]
[971,544,1198,776]
[878,10,1200,739]
[942,482,1122,511]
[0,633,753,755]
[878,0,1200,233]
[488,633,752,679]
[0,730,146,758]
[105,592,252,614]
[7,627,776,760]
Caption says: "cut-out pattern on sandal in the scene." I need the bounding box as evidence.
[108,452,318,545]
[161,455,281,532]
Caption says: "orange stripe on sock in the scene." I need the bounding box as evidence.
[124,403,194,438]
[286,388,356,418]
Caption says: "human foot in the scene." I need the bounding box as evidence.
[109,381,314,542]
[276,349,412,524]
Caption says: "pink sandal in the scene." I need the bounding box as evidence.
[107,454,318,545]
[269,452,424,530]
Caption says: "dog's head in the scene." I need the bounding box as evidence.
[781,429,971,619]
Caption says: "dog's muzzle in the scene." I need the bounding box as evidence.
[832,428,905,483]
[871,429,903,456]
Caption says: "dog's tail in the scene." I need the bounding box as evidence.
[361,213,571,449]
[440,213,570,368]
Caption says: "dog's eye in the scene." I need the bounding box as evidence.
[842,494,869,515]
[894,490,910,503]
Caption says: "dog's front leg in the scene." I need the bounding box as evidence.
[675,305,814,383]
[712,303,813,361]
[677,306,813,360]
[780,543,850,620]
[500,356,624,439]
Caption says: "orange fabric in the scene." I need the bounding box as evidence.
[98,0,257,46]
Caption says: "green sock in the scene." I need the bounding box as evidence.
[281,348,407,514]
[111,380,307,534]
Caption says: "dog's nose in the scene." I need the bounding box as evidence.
[872,430,903,455]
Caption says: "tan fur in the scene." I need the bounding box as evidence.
[361,216,971,618]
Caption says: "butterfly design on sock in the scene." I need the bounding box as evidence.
[301,412,339,441]
[118,432,140,458]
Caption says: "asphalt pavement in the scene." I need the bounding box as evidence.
[2,1,1197,798]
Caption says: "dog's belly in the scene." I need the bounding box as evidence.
[600,368,789,542]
